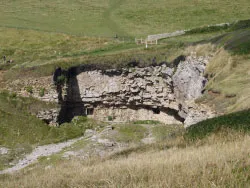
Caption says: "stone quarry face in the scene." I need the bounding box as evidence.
[56,55,214,127]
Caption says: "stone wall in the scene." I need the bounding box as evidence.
[147,30,185,41]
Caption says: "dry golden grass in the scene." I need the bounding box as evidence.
[184,43,217,57]
[185,43,250,114]
[1,132,250,188]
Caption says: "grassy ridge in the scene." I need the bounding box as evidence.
[185,109,250,140]
[0,0,250,37]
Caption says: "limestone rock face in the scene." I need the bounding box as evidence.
[5,76,60,103]
[62,55,215,127]
[8,55,214,127]
[36,109,59,126]
[173,56,209,100]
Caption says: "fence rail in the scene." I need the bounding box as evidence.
[135,38,158,46]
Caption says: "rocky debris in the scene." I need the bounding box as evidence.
[97,139,116,147]
[62,126,127,160]
[178,101,215,127]
[84,129,96,137]
[0,147,9,155]
[36,109,59,126]
[0,123,181,174]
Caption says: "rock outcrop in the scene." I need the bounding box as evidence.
[36,109,59,126]
[60,55,215,127]
[5,55,215,127]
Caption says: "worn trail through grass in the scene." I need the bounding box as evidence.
[0,136,86,174]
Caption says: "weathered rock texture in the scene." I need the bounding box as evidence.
[36,109,59,126]
[5,76,61,103]
[60,55,214,127]
[5,55,214,127]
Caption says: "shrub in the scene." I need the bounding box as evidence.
[9,92,17,98]
[56,75,66,85]
[108,116,113,121]
[39,88,45,97]
[25,86,33,94]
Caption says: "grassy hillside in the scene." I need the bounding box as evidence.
[0,91,98,170]
[192,28,250,113]
[1,25,249,114]
[0,0,249,37]
[1,115,250,187]
[185,109,250,140]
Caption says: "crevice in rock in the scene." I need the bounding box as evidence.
[57,67,85,124]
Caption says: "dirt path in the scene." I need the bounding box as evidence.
[0,136,85,174]
[0,128,113,174]
[0,125,157,174]
[140,124,156,144]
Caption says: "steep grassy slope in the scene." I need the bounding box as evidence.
[0,0,249,37]
[185,109,250,140]
[195,28,250,113]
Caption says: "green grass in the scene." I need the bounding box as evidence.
[0,0,249,37]
[133,120,161,125]
[115,124,147,143]
[189,28,250,113]
[186,19,250,35]
[152,125,184,142]
[0,28,186,80]
[0,27,117,70]
[211,28,250,55]
[1,21,249,82]
[185,109,250,140]
[0,91,95,148]
[0,91,99,170]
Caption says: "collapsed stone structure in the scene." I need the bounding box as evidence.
[55,55,214,127]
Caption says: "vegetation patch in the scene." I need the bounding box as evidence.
[186,19,250,35]
[133,120,160,125]
[0,91,99,170]
[115,124,147,143]
[185,109,250,140]
[211,29,250,55]
[152,125,184,142]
